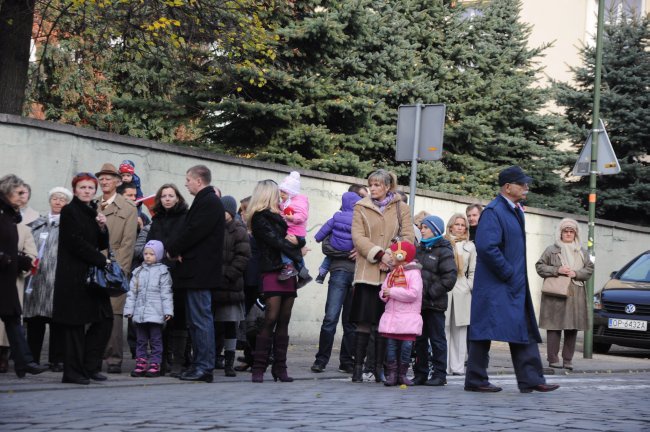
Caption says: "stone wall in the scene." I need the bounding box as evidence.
[2,114,649,340]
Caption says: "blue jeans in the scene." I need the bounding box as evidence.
[314,270,355,367]
[185,290,215,374]
[318,256,332,275]
[386,338,413,364]
[414,309,447,379]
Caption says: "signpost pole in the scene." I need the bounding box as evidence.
[408,103,422,219]
[585,0,605,359]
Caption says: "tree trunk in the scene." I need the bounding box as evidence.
[0,0,36,115]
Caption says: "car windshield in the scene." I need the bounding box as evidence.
[619,254,650,282]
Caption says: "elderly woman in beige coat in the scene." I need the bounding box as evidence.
[350,169,414,383]
[443,213,476,375]
[536,218,594,370]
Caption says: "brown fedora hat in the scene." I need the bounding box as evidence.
[95,163,120,178]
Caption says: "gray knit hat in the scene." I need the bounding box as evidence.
[221,195,237,218]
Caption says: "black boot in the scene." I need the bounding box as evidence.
[168,330,188,378]
[374,335,386,383]
[251,335,272,383]
[352,332,370,383]
[224,350,236,377]
[271,335,293,382]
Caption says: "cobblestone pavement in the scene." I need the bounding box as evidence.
[1,372,650,431]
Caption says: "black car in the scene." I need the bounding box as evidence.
[593,250,650,354]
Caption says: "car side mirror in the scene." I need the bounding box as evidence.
[610,271,618,279]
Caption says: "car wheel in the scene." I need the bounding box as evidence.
[593,342,611,354]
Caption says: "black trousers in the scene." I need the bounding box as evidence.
[25,316,64,364]
[0,315,34,370]
[62,317,113,381]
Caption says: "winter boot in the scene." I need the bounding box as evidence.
[374,335,386,383]
[383,361,398,387]
[251,335,272,383]
[224,351,237,377]
[168,330,188,378]
[271,335,293,382]
[145,363,161,378]
[352,332,371,383]
[398,362,413,386]
[131,358,147,377]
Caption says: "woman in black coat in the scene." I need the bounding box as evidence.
[145,183,189,376]
[52,173,113,385]
[213,196,251,377]
[247,180,305,383]
[0,174,48,378]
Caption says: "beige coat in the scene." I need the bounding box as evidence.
[445,239,476,327]
[351,194,414,286]
[536,245,594,330]
[102,193,138,313]
[0,223,37,346]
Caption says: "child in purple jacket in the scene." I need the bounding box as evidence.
[313,191,362,284]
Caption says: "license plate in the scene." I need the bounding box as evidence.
[608,318,648,331]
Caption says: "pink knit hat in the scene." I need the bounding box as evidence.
[279,171,301,196]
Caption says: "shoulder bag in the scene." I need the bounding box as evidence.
[541,254,571,298]
[87,249,130,296]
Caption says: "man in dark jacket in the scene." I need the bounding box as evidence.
[413,215,457,386]
[465,166,559,394]
[167,165,225,382]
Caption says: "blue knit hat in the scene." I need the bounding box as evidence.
[422,215,445,237]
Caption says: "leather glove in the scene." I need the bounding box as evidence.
[17,253,33,272]
[0,252,11,269]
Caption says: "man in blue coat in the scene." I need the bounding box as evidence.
[167,165,225,383]
[464,166,559,394]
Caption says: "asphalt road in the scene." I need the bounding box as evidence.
[1,372,649,431]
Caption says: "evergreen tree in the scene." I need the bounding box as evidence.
[554,12,650,225]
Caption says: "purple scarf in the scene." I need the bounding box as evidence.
[372,192,394,213]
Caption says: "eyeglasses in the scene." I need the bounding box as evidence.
[511,182,529,189]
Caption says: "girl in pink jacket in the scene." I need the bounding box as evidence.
[278,171,311,283]
[378,240,423,387]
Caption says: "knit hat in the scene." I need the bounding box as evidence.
[221,195,238,218]
[48,186,73,202]
[119,163,135,175]
[279,171,301,196]
[144,240,164,263]
[390,240,416,264]
[422,215,445,237]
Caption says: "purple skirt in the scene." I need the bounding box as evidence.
[260,272,297,298]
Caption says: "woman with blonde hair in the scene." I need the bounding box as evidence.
[443,213,476,375]
[247,179,305,383]
[350,169,414,383]
[536,218,593,370]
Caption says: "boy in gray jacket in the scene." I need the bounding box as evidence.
[124,240,173,377]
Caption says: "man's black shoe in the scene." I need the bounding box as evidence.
[411,375,428,386]
[425,376,447,386]
[106,365,122,374]
[520,383,560,393]
[90,372,108,381]
[464,383,503,393]
[179,370,213,382]
[338,364,354,374]
[311,363,325,373]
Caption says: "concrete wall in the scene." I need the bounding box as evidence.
[2,114,649,340]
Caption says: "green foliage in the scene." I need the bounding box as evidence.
[554,12,650,224]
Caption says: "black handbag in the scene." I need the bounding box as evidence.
[87,250,130,296]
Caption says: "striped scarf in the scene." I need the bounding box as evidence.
[386,265,407,289]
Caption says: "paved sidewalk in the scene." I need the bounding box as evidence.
[1,338,649,392]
